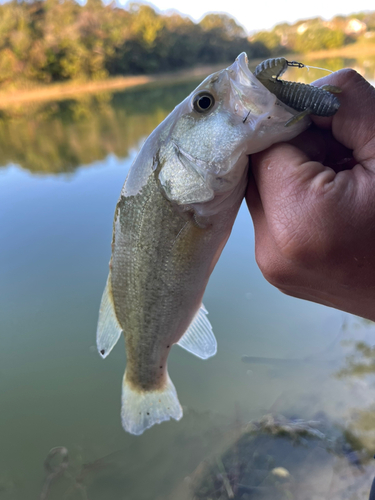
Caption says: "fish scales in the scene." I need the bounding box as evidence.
[96,52,317,435]
[111,174,240,391]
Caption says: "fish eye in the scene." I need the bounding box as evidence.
[193,92,215,113]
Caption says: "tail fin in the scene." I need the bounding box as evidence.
[121,372,183,435]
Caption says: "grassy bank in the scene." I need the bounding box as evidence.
[304,41,375,60]
[0,42,374,108]
[0,63,228,109]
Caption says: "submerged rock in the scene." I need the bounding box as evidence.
[178,413,374,500]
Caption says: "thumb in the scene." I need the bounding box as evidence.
[312,69,375,170]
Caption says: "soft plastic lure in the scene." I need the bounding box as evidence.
[255,57,341,126]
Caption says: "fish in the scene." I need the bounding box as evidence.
[96,52,310,435]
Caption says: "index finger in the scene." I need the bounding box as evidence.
[311,69,375,168]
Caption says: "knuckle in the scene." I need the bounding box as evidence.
[271,211,320,265]
[338,68,360,82]
[255,247,296,289]
[333,68,363,87]
[255,225,333,288]
[269,197,339,268]
[277,228,319,264]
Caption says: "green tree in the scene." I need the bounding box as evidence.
[251,30,282,53]
[0,0,364,86]
[199,13,246,39]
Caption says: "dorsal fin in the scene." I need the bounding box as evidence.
[177,305,217,359]
[96,274,123,359]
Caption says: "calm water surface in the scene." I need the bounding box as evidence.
[1,57,375,500]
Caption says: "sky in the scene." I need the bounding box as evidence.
[129,0,373,34]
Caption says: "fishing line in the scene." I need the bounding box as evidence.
[303,64,334,74]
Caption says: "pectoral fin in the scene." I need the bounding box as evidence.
[96,274,123,358]
[177,305,217,359]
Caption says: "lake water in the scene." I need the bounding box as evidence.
[2,56,375,500]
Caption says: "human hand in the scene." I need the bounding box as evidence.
[246,69,375,321]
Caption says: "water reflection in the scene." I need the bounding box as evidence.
[0,55,374,176]
[0,80,201,174]
[2,56,375,500]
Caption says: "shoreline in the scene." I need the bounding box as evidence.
[0,63,227,108]
[0,44,374,108]
[303,42,375,60]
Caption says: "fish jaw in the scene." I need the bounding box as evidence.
[226,52,310,154]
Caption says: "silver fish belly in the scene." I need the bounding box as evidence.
[96,53,310,435]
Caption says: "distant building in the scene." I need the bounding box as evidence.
[297,23,308,35]
[344,19,367,35]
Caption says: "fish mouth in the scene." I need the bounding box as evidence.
[226,52,255,89]
[227,52,265,116]
[234,52,253,80]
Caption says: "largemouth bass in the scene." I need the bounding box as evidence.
[97,53,310,435]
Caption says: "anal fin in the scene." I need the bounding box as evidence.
[177,304,217,359]
[96,274,123,359]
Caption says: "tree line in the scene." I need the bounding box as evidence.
[0,80,202,172]
[251,12,375,54]
[0,1,374,87]
[0,0,269,86]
